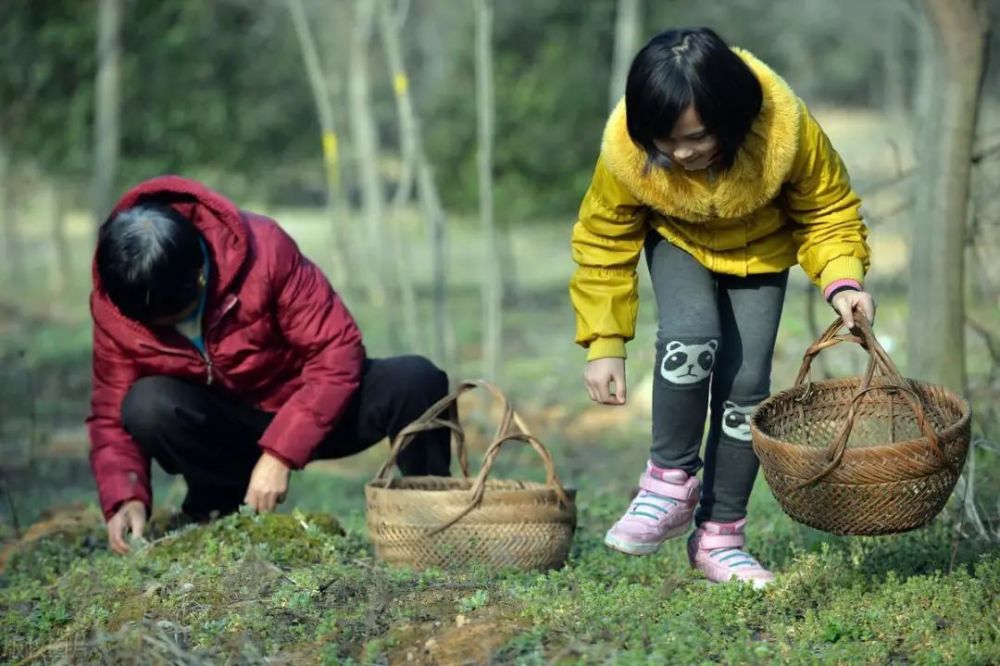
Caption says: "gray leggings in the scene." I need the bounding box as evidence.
[645,233,788,524]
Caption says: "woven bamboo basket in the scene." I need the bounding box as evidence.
[751,315,971,536]
[365,379,577,570]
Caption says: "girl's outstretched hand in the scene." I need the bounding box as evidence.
[584,357,627,405]
[831,289,876,329]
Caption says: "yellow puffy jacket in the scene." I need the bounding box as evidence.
[570,49,871,360]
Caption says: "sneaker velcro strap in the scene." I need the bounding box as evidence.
[638,474,698,501]
[700,533,745,549]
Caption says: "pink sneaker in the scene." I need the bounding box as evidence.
[604,462,699,556]
[687,519,774,588]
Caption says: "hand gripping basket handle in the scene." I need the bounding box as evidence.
[427,430,574,536]
[372,378,532,485]
[792,313,950,488]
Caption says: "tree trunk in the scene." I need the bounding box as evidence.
[414,0,447,95]
[48,180,71,296]
[376,0,421,354]
[910,1,936,136]
[377,0,458,363]
[418,155,455,368]
[609,0,642,110]
[93,0,122,227]
[378,0,417,211]
[319,1,357,265]
[286,0,352,290]
[475,0,502,381]
[348,0,396,340]
[907,0,988,392]
[880,1,907,119]
[495,216,520,307]
[0,134,25,288]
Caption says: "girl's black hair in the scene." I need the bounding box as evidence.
[625,27,763,170]
[96,201,204,322]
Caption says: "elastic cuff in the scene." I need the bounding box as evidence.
[259,446,300,470]
[819,256,865,292]
[586,336,627,360]
[824,279,863,302]
[105,497,150,522]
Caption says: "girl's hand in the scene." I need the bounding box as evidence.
[584,357,627,405]
[831,289,876,329]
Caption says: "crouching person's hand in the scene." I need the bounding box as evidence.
[107,500,147,554]
[244,452,290,513]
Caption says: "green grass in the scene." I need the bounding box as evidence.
[2,467,998,664]
[1,208,998,663]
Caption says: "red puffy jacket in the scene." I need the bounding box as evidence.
[87,176,365,519]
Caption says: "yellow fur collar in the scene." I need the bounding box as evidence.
[600,48,801,221]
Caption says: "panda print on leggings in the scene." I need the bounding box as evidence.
[659,340,718,385]
[722,401,754,442]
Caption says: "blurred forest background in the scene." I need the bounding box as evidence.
[1,0,999,662]
[1,0,999,534]
[0,0,998,532]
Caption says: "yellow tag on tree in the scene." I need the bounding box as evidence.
[322,131,338,162]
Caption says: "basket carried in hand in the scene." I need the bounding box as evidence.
[751,314,971,536]
[365,379,577,570]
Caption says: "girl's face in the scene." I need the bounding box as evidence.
[653,105,719,171]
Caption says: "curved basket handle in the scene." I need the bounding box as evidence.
[792,313,951,488]
[428,430,573,536]
[371,379,532,486]
[794,312,888,395]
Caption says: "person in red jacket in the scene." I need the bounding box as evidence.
[88,176,450,554]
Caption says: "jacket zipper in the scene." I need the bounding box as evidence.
[137,294,239,387]
[200,295,239,385]
[137,341,214,385]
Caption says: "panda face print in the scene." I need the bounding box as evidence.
[722,400,754,441]
[659,340,718,385]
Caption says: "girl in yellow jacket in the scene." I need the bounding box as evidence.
[570,27,875,587]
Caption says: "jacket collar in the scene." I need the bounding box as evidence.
[600,48,802,222]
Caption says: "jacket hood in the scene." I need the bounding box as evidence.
[94,175,250,300]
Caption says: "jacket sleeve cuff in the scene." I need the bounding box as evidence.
[259,446,298,470]
[819,256,865,293]
[257,432,311,470]
[823,279,863,302]
[103,490,151,521]
[586,336,627,361]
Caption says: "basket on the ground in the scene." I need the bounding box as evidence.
[751,315,971,536]
[365,379,577,570]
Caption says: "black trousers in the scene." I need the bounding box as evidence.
[120,355,451,518]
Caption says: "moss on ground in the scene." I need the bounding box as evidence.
[1,489,998,665]
[2,230,998,664]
